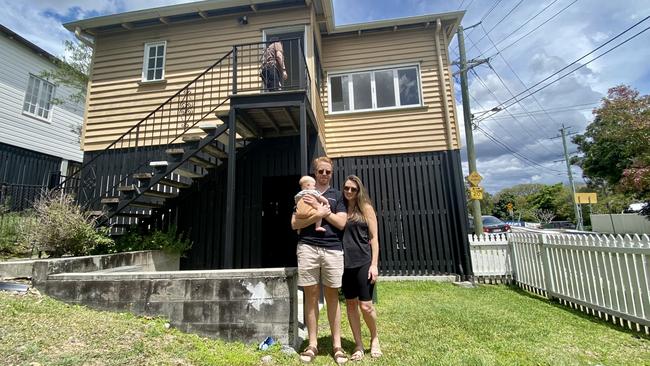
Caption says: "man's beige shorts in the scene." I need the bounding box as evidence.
[296,243,344,288]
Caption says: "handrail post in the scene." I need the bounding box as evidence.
[298,39,306,90]
[232,46,238,95]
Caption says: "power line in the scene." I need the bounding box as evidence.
[470,68,558,155]
[484,103,599,119]
[481,0,579,59]
[480,23,560,136]
[475,125,565,174]
[471,0,562,59]
[465,0,504,37]
[465,89,565,174]
[474,17,650,124]
[467,0,525,54]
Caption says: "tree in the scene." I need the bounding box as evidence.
[572,85,650,198]
[534,209,556,224]
[528,183,574,222]
[40,39,91,106]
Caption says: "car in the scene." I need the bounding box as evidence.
[468,215,511,234]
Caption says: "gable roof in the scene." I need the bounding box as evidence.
[0,24,60,64]
[63,0,462,43]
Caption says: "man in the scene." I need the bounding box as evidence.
[291,157,348,364]
[261,37,287,91]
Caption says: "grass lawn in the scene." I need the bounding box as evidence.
[1,281,648,365]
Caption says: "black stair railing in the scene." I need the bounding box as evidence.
[56,38,312,214]
[56,50,234,210]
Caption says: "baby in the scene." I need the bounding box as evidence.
[294,175,329,232]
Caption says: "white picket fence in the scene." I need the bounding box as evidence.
[469,232,650,332]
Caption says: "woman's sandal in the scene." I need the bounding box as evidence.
[370,347,383,358]
[350,347,364,361]
[299,345,318,363]
[333,347,349,364]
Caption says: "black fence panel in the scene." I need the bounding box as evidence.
[0,183,46,212]
[0,142,61,186]
[332,150,472,277]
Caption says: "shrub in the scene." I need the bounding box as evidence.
[92,225,192,256]
[19,192,113,257]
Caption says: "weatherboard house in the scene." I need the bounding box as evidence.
[62,0,472,277]
[0,25,83,206]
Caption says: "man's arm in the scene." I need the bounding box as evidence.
[292,204,331,230]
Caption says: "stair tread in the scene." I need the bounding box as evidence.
[202,143,227,159]
[173,167,203,179]
[189,155,215,169]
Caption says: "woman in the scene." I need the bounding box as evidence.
[341,175,382,361]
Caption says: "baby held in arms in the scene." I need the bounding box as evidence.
[294,175,329,232]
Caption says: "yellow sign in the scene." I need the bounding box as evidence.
[470,187,484,200]
[575,192,597,204]
[506,203,514,211]
[467,172,483,186]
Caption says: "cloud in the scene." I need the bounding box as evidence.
[1,0,647,195]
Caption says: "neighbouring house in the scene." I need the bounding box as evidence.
[0,24,84,209]
[62,0,472,278]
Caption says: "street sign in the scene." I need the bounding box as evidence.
[469,186,483,200]
[467,172,482,186]
[506,202,513,216]
[575,192,597,204]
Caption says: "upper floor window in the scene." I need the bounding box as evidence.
[23,74,55,121]
[142,41,167,82]
[328,65,421,114]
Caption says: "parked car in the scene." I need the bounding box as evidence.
[468,215,512,234]
[542,221,576,230]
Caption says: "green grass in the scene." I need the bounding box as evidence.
[0,212,34,258]
[1,282,649,365]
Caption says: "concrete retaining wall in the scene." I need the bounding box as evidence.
[43,268,298,346]
[0,251,179,280]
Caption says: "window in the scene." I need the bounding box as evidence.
[142,41,166,82]
[328,65,421,113]
[23,75,55,121]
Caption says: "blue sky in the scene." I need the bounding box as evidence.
[1,0,648,193]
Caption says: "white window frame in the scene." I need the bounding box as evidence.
[141,41,167,82]
[327,64,423,114]
[22,74,56,122]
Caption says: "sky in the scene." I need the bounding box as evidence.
[1,0,648,194]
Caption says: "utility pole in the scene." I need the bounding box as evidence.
[558,124,584,230]
[458,24,489,234]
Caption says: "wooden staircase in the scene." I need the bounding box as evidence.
[95,122,233,233]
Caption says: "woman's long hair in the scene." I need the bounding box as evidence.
[345,175,373,223]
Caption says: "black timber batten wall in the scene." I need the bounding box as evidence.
[0,142,61,185]
[170,136,303,270]
[166,141,471,277]
[81,138,471,276]
[332,150,472,277]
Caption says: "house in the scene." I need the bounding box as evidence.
[0,25,84,209]
[62,0,472,278]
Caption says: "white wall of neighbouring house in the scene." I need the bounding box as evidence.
[0,34,84,163]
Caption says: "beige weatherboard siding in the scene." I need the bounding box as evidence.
[320,27,458,157]
[84,7,310,151]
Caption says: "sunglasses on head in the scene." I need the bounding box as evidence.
[317,169,332,175]
[343,186,358,193]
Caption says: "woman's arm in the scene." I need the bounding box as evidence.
[363,204,380,283]
[324,211,347,230]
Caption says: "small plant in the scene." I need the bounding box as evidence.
[18,192,113,257]
[94,225,192,256]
